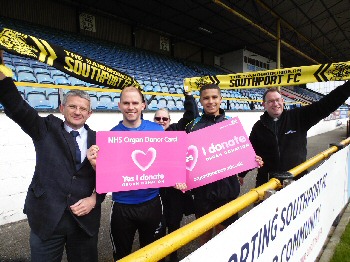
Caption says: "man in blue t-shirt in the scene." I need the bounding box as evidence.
[88,86,165,260]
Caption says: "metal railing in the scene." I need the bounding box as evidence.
[118,136,350,262]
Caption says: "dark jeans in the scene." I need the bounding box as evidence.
[30,210,98,262]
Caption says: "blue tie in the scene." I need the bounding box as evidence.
[70,130,81,168]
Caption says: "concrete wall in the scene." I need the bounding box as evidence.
[0,111,346,225]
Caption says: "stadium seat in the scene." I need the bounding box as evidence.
[153,85,161,93]
[50,69,66,77]
[12,57,30,67]
[161,86,169,93]
[29,60,47,69]
[144,80,151,86]
[27,93,53,109]
[3,56,13,65]
[89,94,99,110]
[53,76,70,85]
[110,101,119,110]
[7,64,15,74]
[16,86,26,97]
[98,94,113,109]
[25,87,46,98]
[167,99,177,110]
[34,68,50,76]
[95,101,109,110]
[220,102,226,109]
[157,98,167,108]
[175,99,184,110]
[37,74,54,84]
[168,87,176,94]
[68,76,86,86]
[110,92,121,100]
[197,100,203,110]
[144,84,153,92]
[47,93,59,109]
[46,88,59,96]
[17,72,37,83]
[16,66,34,74]
[148,100,158,110]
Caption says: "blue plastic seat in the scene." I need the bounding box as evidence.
[153,85,161,93]
[89,95,99,110]
[17,72,37,83]
[16,65,34,74]
[46,88,59,97]
[12,57,30,67]
[34,68,50,76]
[3,53,12,62]
[175,99,184,110]
[98,94,113,109]
[168,87,176,94]
[110,101,119,110]
[47,93,59,109]
[161,86,169,93]
[16,86,26,95]
[37,74,54,84]
[144,85,153,92]
[29,60,47,69]
[49,69,66,77]
[148,100,158,110]
[53,76,71,85]
[25,87,46,98]
[27,93,53,109]
[167,99,177,110]
[157,98,167,109]
[68,77,86,86]
[6,64,15,73]
[197,100,203,110]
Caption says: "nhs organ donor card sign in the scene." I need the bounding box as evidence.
[96,131,186,193]
[186,117,258,190]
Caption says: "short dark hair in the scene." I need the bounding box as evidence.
[199,84,221,96]
[262,88,281,102]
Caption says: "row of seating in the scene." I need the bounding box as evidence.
[0,16,303,112]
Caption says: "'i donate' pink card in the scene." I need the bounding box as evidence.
[186,117,257,190]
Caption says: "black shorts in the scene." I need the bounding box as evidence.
[193,197,238,227]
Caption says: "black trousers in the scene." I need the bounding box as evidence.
[30,210,98,262]
[110,196,164,260]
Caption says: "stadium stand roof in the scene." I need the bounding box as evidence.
[61,0,350,68]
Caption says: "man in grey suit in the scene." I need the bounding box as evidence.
[0,54,105,262]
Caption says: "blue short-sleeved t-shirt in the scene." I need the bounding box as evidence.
[111,120,163,204]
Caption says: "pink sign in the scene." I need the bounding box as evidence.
[186,117,257,190]
[96,131,187,193]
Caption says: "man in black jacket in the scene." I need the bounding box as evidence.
[0,61,105,261]
[250,82,350,188]
[185,84,263,245]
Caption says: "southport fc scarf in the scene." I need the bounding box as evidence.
[0,28,141,90]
